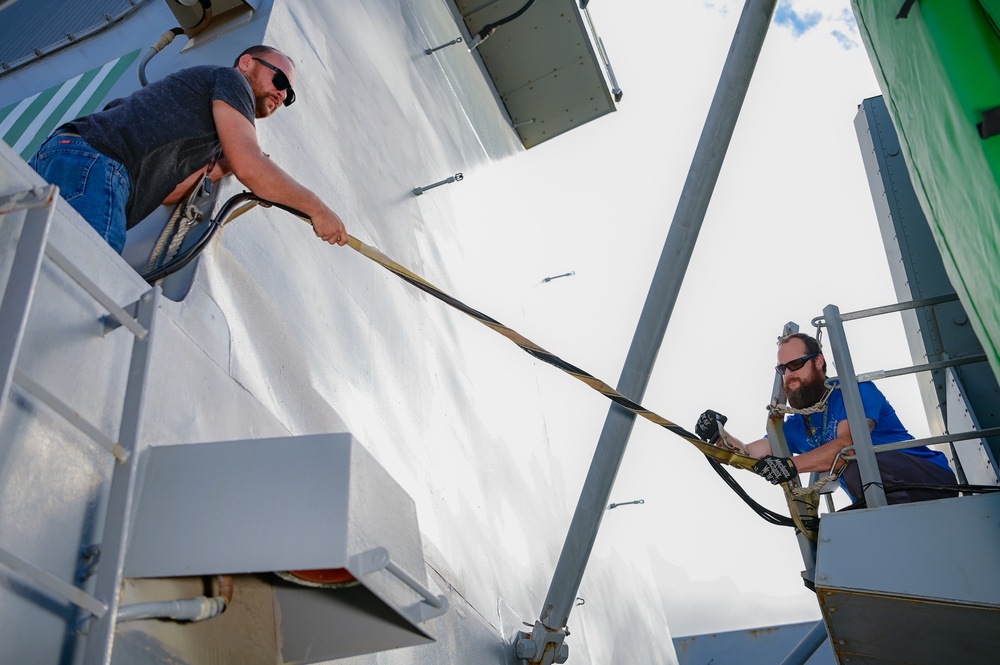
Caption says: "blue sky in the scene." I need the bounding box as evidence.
[774,2,823,37]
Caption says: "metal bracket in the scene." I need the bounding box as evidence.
[425,36,462,55]
[100,298,141,337]
[38,243,150,340]
[412,173,463,196]
[514,620,569,664]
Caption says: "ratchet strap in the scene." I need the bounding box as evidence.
[344,233,757,471]
[250,195,758,470]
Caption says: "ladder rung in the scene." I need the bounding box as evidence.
[43,244,148,340]
[13,369,129,463]
[816,293,961,325]
[0,546,107,618]
[851,353,988,383]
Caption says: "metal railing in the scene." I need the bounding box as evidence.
[814,296,992,508]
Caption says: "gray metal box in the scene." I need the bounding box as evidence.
[120,433,446,663]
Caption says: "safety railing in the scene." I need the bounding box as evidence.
[814,296,994,508]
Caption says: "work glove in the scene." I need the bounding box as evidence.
[753,456,798,485]
[694,409,728,443]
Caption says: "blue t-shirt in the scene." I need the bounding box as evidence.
[782,381,952,491]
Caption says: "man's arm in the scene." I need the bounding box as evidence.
[789,417,872,473]
[727,435,774,459]
[212,100,347,245]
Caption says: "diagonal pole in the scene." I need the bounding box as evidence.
[529,0,779,658]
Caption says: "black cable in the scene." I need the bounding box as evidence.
[705,457,795,528]
[846,482,1000,510]
[477,0,537,40]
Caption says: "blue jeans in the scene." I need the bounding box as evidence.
[29,133,131,254]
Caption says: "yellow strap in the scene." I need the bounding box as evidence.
[344,234,758,471]
[238,196,759,472]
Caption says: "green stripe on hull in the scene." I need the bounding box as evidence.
[77,49,140,118]
[853,0,1000,381]
[0,49,141,159]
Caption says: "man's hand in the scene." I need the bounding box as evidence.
[753,456,798,485]
[212,100,348,247]
[310,206,348,246]
[695,409,728,443]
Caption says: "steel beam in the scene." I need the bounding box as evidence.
[521,1,780,659]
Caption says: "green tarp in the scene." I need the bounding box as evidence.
[853,0,1000,380]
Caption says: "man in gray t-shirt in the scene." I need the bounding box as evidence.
[29,45,347,254]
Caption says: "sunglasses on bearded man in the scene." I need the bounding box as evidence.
[775,352,819,375]
[252,57,296,106]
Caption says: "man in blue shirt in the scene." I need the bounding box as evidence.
[696,332,957,505]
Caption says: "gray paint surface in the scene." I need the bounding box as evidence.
[0,1,678,663]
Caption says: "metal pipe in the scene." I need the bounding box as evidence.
[778,620,829,665]
[137,28,184,87]
[534,0,779,636]
[117,596,226,623]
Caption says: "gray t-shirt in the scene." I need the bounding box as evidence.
[70,65,256,228]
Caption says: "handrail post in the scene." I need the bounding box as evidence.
[822,304,887,508]
[770,323,818,582]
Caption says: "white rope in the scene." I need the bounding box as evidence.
[765,383,850,496]
[145,203,184,274]
[768,383,836,416]
[163,204,201,263]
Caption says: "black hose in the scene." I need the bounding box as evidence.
[845,482,1000,510]
[705,457,796,528]
[138,28,184,87]
[477,0,537,40]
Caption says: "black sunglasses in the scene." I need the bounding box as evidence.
[775,352,819,375]
[252,57,295,106]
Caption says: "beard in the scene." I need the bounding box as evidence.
[786,372,827,409]
[254,94,277,119]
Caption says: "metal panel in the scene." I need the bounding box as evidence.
[819,588,1000,665]
[123,432,442,662]
[815,492,1000,606]
[0,0,681,661]
[125,433,425,583]
[855,96,1000,467]
[946,369,1000,486]
[0,50,142,160]
[453,0,616,147]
